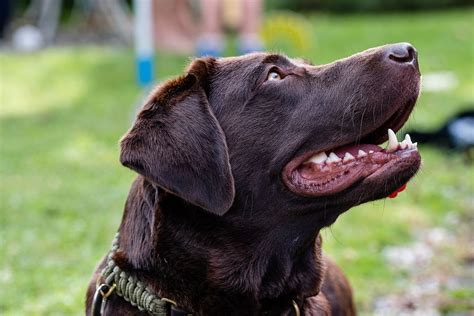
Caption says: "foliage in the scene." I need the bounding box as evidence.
[267,0,472,12]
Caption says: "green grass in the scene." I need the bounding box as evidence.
[1,9,473,315]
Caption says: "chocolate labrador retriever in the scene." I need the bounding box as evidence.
[86,43,421,315]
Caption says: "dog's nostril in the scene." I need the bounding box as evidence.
[387,43,417,64]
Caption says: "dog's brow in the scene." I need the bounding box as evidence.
[293,58,314,66]
[262,54,291,66]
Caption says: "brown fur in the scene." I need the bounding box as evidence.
[86,45,420,315]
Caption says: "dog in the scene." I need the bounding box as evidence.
[86,43,421,315]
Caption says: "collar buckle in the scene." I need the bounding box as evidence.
[291,299,301,316]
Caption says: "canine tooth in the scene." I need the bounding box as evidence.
[357,150,367,157]
[386,129,399,152]
[403,134,414,149]
[413,142,418,148]
[343,152,355,162]
[369,150,374,154]
[327,152,342,163]
[404,134,413,145]
[308,152,328,164]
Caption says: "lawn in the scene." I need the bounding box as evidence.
[1,9,473,315]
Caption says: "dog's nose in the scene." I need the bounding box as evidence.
[385,43,418,67]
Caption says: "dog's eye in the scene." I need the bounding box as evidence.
[267,71,282,81]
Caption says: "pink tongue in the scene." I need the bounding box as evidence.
[389,183,407,198]
[333,144,383,159]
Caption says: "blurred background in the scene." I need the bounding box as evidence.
[0,0,473,315]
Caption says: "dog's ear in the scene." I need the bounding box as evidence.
[120,58,235,215]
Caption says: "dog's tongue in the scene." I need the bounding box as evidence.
[388,183,407,198]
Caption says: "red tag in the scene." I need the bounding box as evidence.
[388,183,407,199]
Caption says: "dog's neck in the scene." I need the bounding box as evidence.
[115,177,325,314]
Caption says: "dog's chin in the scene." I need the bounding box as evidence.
[355,148,421,201]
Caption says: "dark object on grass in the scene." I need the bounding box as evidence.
[407,109,474,152]
[86,43,421,315]
[0,0,11,39]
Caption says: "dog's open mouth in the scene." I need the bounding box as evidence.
[283,125,422,198]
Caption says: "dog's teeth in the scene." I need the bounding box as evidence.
[404,134,413,144]
[357,150,367,158]
[343,152,355,162]
[308,152,328,164]
[413,142,418,148]
[327,152,342,163]
[369,150,374,154]
[386,129,399,152]
[400,140,409,150]
[404,134,415,149]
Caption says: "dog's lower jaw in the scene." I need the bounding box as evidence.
[107,178,352,315]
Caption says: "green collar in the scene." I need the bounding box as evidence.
[92,233,190,316]
[92,234,301,316]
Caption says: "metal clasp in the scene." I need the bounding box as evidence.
[91,283,116,316]
[291,299,301,316]
[161,297,193,316]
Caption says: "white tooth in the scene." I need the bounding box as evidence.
[343,152,355,162]
[404,134,413,145]
[357,150,367,157]
[369,150,374,154]
[400,140,408,149]
[404,134,414,149]
[327,152,342,163]
[308,152,328,164]
[413,142,418,148]
[386,129,399,152]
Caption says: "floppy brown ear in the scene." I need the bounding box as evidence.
[120,58,235,215]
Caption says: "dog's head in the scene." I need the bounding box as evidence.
[120,43,421,226]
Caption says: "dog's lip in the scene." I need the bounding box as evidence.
[281,95,420,198]
[282,95,418,177]
[359,96,418,145]
[283,147,420,198]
